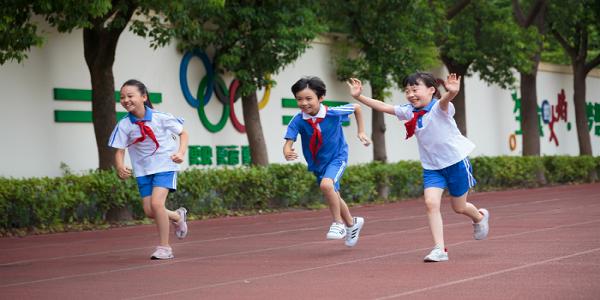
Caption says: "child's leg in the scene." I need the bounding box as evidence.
[337,192,354,227]
[424,187,445,248]
[142,197,180,222]
[320,178,344,224]
[450,193,483,223]
[149,187,172,247]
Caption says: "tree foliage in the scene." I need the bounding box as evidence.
[437,0,536,88]
[331,0,438,89]
[178,0,326,96]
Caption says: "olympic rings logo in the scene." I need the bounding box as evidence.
[179,49,271,133]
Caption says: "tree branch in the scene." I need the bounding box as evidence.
[584,53,600,75]
[446,0,471,20]
[512,0,546,27]
[552,29,576,60]
[579,26,588,60]
[524,0,546,27]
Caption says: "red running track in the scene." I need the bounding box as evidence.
[1,183,599,299]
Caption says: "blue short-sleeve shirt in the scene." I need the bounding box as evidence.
[284,104,354,173]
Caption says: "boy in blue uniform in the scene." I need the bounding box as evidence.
[284,76,371,247]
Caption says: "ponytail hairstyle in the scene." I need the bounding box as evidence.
[402,72,441,99]
[121,79,153,108]
[291,76,327,99]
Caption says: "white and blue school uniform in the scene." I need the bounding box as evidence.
[394,99,476,197]
[108,107,184,197]
[284,104,354,191]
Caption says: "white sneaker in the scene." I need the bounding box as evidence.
[326,222,346,240]
[150,246,174,260]
[424,245,448,262]
[174,207,188,239]
[345,217,364,247]
[473,208,489,240]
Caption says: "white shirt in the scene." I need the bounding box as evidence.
[394,101,475,170]
[108,108,184,177]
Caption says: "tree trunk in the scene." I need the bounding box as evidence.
[519,71,541,156]
[370,84,388,200]
[242,91,269,166]
[83,14,133,222]
[83,28,123,170]
[441,56,469,136]
[370,85,387,163]
[573,64,597,181]
[572,65,593,155]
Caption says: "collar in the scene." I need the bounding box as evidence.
[413,98,438,112]
[128,106,153,123]
[302,104,327,120]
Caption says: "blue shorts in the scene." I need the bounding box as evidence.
[136,171,177,198]
[423,158,476,197]
[314,159,347,192]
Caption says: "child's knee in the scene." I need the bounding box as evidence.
[424,197,440,211]
[143,207,155,218]
[452,205,466,214]
[150,201,165,212]
[319,179,335,192]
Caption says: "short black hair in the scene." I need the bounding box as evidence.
[291,76,326,98]
[402,72,441,99]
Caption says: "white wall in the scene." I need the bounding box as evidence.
[1,26,599,178]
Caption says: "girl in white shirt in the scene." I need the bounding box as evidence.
[347,72,489,262]
[109,79,189,260]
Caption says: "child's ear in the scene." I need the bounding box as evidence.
[318,96,325,102]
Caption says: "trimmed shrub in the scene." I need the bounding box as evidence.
[0,155,597,232]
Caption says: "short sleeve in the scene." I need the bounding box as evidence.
[328,104,355,122]
[431,101,455,118]
[394,104,413,121]
[284,114,301,141]
[108,120,129,149]
[162,113,185,135]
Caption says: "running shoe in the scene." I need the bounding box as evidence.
[174,207,188,239]
[326,222,346,240]
[473,208,489,240]
[150,246,174,260]
[423,245,448,262]
[345,217,365,247]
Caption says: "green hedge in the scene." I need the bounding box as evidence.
[0,155,598,232]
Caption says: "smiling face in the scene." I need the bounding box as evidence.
[294,87,323,116]
[404,80,435,109]
[120,85,147,117]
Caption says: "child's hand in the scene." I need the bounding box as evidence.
[117,166,132,180]
[443,73,461,95]
[171,152,185,164]
[346,78,363,98]
[284,147,298,161]
[358,132,371,146]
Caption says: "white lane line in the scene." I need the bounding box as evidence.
[374,247,600,299]
[124,219,600,299]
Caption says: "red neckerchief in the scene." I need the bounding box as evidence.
[128,120,160,155]
[305,106,327,160]
[404,110,427,139]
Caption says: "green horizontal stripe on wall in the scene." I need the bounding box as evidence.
[281,115,350,127]
[53,88,162,103]
[54,110,128,123]
[281,98,349,108]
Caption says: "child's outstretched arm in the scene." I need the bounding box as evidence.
[347,78,396,115]
[115,149,132,179]
[439,73,461,112]
[171,129,189,163]
[353,104,372,146]
[283,139,298,161]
